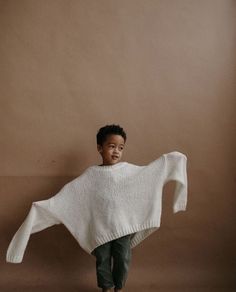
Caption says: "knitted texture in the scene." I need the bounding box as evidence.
[6,151,188,263]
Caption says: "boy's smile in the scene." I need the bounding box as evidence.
[97,134,125,166]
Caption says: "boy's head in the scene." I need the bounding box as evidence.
[96,124,127,166]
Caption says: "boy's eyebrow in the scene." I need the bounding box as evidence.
[108,143,125,146]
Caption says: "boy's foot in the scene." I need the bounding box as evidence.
[102,289,112,292]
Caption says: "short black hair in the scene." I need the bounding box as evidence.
[96,124,127,146]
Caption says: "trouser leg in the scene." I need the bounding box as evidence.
[111,234,132,289]
[91,241,114,289]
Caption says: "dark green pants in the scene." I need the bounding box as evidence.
[91,234,132,289]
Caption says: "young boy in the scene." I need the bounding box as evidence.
[6,124,188,292]
[93,124,132,292]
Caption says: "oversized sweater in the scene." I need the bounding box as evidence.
[6,151,188,263]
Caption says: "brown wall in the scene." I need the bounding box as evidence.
[1,0,235,291]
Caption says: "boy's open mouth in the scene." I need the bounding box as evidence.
[112,156,119,159]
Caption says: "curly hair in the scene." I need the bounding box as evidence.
[96,124,127,146]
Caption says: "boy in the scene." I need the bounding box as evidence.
[92,124,131,292]
[6,124,188,292]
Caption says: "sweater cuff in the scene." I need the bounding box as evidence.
[173,202,187,213]
[6,254,23,264]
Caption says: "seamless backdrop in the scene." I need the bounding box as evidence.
[0,0,235,291]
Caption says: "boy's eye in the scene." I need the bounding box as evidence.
[109,145,124,150]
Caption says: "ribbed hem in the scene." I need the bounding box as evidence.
[88,220,160,254]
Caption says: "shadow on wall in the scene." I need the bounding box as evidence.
[3,225,97,290]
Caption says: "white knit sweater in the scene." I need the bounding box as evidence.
[6,151,188,263]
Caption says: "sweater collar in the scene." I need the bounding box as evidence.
[89,162,127,170]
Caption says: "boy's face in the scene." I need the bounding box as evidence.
[97,134,125,166]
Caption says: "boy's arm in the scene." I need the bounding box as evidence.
[6,199,61,264]
[163,151,188,213]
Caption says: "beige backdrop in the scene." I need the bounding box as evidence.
[1,0,235,291]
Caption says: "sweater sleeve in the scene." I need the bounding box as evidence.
[163,151,188,213]
[6,199,61,264]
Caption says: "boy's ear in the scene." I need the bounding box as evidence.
[97,145,102,152]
